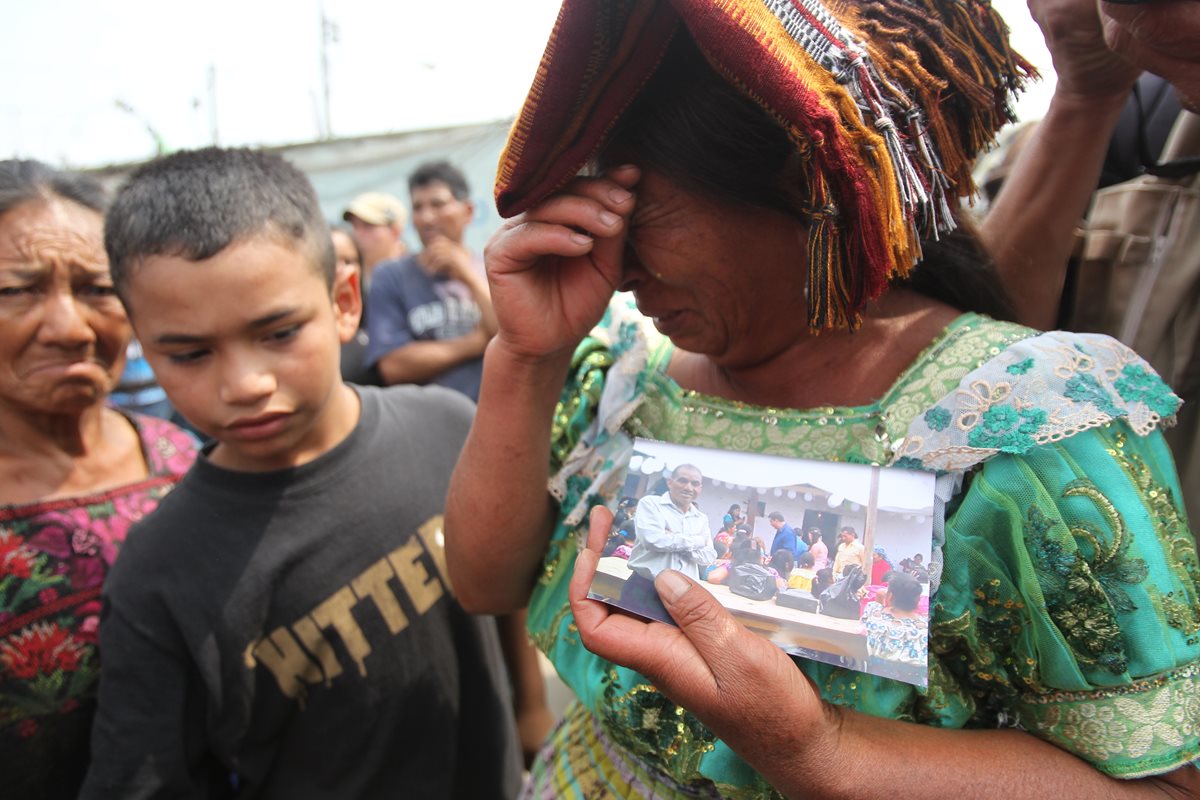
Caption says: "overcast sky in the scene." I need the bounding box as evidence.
[2,0,1053,169]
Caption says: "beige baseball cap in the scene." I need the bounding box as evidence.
[343,192,407,227]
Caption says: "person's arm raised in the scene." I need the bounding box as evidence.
[423,238,501,337]
[981,0,1138,330]
[1102,0,1200,112]
[570,507,1200,800]
[444,166,640,614]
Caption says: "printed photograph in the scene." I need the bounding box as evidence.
[588,438,937,687]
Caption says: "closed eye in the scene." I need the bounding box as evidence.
[77,284,118,298]
[265,324,302,344]
[167,349,211,365]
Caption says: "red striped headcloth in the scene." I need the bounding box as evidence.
[494,0,1035,330]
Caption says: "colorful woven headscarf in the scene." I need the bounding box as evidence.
[495,0,1035,330]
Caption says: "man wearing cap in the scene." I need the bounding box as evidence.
[343,191,408,284]
[363,160,497,400]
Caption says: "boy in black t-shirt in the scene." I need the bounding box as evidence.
[81,148,521,799]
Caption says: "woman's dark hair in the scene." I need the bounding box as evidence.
[813,567,834,594]
[731,539,763,567]
[798,551,815,569]
[770,549,794,577]
[597,32,1017,322]
[730,528,751,555]
[599,33,802,219]
[0,160,108,217]
[886,572,922,612]
[895,213,1018,322]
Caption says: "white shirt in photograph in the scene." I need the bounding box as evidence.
[627,492,717,581]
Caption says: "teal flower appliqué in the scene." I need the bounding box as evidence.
[1006,357,1035,376]
[1113,364,1179,418]
[892,456,927,471]
[967,403,1048,453]
[1063,373,1121,417]
[924,406,952,432]
[608,320,639,360]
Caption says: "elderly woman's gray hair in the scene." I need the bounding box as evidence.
[0,159,107,217]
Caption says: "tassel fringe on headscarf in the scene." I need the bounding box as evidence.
[494,0,1036,330]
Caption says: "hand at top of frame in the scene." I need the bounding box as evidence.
[483,166,639,365]
[1101,0,1200,111]
[1027,0,1139,103]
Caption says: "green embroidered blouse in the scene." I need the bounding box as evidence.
[530,305,1199,798]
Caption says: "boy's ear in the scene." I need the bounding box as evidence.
[332,264,362,344]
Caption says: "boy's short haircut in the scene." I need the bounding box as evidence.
[408,160,470,201]
[105,147,334,299]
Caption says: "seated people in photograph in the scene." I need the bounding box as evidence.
[705,537,764,585]
[861,572,929,684]
[904,553,930,584]
[602,522,635,559]
[811,567,836,601]
[713,514,736,557]
[788,551,818,592]
[619,464,716,623]
[768,549,794,591]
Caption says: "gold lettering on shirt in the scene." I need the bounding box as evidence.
[352,557,410,634]
[389,539,444,615]
[312,586,373,677]
[245,518,451,699]
[416,515,452,591]
[247,628,324,701]
[293,616,343,684]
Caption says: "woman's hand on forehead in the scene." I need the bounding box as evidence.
[483,165,640,363]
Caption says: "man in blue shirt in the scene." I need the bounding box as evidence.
[364,162,497,400]
[768,511,806,562]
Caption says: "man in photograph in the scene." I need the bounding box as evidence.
[832,526,867,577]
[768,511,806,561]
[620,464,716,623]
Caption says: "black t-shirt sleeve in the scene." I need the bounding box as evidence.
[81,560,216,798]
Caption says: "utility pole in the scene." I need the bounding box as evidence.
[319,2,338,139]
[207,64,219,145]
[114,99,167,157]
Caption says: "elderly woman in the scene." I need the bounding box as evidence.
[445,1,1199,797]
[0,161,196,797]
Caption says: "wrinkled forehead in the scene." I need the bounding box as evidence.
[0,199,106,269]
